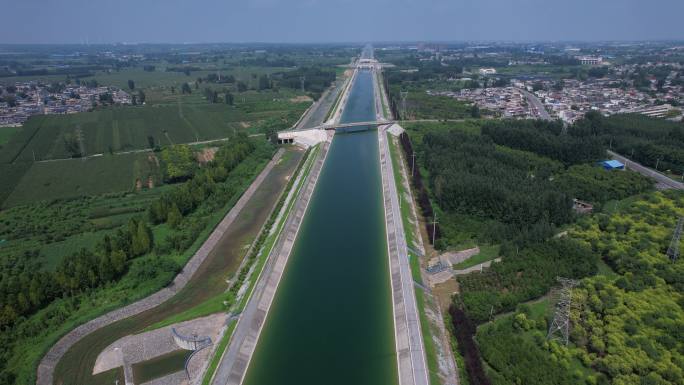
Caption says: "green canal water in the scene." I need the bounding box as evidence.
[242,69,398,385]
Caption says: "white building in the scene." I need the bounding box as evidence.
[577,56,603,65]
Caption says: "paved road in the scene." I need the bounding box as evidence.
[608,150,684,190]
[379,126,430,385]
[520,89,551,120]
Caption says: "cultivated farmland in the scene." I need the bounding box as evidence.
[3,152,162,207]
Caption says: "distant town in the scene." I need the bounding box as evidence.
[427,58,683,122]
[377,43,684,123]
[0,82,131,126]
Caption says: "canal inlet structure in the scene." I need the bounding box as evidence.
[212,53,428,385]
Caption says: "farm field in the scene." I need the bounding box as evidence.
[0,127,19,146]
[3,152,162,207]
[79,66,294,92]
[0,91,308,207]
[4,100,305,163]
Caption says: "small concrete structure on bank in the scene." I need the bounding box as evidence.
[276,129,328,147]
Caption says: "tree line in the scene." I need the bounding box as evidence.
[0,216,153,330]
[574,112,684,174]
[481,119,605,166]
[0,135,256,331]
[421,129,574,246]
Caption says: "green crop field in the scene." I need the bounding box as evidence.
[0,127,19,146]
[3,152,161,207]
[0,90,308,207]
[80,66,293,92]
[6,101,302,162]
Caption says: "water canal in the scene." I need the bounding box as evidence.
[242,68,398,385]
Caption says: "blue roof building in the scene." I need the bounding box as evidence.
[601,160,625,170]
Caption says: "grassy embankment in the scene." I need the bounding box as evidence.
[201,144,320,385]
[376,71,390,119]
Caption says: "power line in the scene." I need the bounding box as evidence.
[547,277,579,346]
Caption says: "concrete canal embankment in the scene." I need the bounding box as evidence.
[378,125,429,385]
[210,134,333,385]
[217,67,399,385]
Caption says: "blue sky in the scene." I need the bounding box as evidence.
[2,0,684,43]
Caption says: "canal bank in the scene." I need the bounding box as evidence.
[244,68,397,385]
[213,68,399,385]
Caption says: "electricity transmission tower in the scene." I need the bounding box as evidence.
[547,277,579,346]
[300,76,306,92]
[667,217,683,263]
[400,90,408,119]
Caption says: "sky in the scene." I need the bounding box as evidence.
[2,0,684,44]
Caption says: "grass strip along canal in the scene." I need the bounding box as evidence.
[44,146,305,385]
[213,68,401,385]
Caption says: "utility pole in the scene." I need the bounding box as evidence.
[300,75,306,93]
[431,213,438,246]
[666,217,683,263]
[400,90,408,120]
[411,153,416,177]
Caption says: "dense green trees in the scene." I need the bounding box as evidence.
[574,112,684,174]
[273,67,335,99]
[472,191,684,385]
[421,129,573,241]
[554,164,652,205]
[159,145,197,182]
[149,135,255,228]
[481,119,605,166]
[0,217,153,330]
[457,238,597,323]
